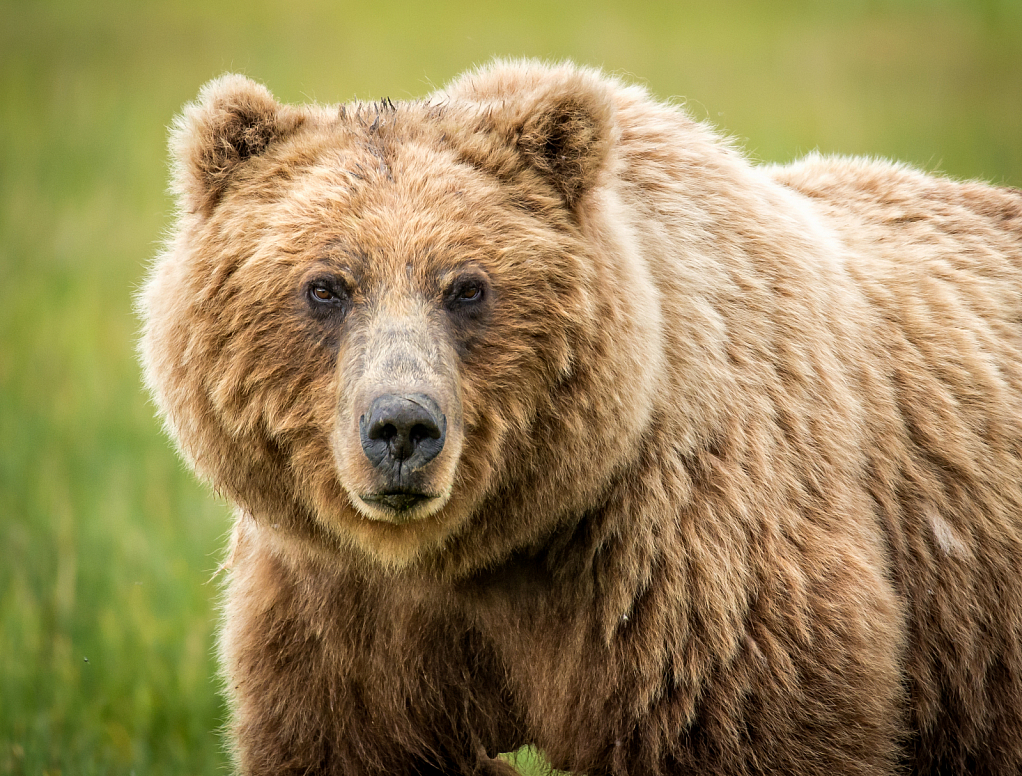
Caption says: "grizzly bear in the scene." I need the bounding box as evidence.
[140,60,1022,776]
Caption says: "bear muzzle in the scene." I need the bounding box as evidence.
[357,393,447,513]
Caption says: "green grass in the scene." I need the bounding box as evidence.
[2,0,1020,773]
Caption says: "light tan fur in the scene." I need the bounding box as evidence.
[140,60,1022,775]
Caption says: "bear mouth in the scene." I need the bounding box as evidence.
[360,491,439,514]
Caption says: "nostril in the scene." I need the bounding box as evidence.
[367,418,400,443]
[411,422,441,443]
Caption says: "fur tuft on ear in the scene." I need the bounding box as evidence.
[444,60,617,210]
[171,74,305,216]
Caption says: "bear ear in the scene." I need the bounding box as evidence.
[170,74,305,217]
[446,61,617,210]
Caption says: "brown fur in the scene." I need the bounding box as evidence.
[140,61,1022,775]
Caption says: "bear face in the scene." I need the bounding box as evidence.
[141,66,664,572]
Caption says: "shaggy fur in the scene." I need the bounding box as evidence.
[140,61,1022,776]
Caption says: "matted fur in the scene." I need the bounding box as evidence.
[140,60,1022,775]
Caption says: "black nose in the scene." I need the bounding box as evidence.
[359,394,446,470]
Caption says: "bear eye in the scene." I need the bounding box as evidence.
[445,277,488,311]
[458,283,483,302]
[305,278,350,313]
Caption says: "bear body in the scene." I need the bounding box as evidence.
[140,61,1022,775]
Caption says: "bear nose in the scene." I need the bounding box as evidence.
[359,394,446,469]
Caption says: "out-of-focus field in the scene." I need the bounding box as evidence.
[1,0,1019,773]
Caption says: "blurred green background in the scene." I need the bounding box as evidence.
[2,0,1020,773]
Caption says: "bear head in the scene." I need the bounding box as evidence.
[140,61,664,574]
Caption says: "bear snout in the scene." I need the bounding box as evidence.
[359,392,447,476]
[340,315,465,524]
